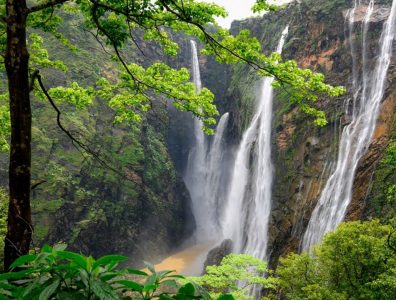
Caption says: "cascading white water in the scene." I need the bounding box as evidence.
[184,40,230,241]
[302,0,396,251]
[222,27,289,260]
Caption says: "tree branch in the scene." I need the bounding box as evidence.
[35,72,133,181]
[31,180,47,191]
[27,0,69,14]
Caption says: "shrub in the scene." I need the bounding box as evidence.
[0,244,224,300]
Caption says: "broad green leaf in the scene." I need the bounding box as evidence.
[0,270,33,280]
[100,272,119,282]
[57,251,87,269]
[92,255,127,270]
[114,280,143,292]
[156,270,175,279]
[144,273,157,287]
[178,283,195,296]
[9,254,37,269]
[39,279,60,300]
[143,284,157,293]
[126,269,148,276]
[91,280,118,300]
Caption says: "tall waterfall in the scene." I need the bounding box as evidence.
[302,0,396,251]
[222,27,289,260]
[184,40,230,241]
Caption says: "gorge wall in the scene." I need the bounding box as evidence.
[0,13,197,263]
[202,0,396,265]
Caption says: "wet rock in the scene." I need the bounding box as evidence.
[202,239,233,273]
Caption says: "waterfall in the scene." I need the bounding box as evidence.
[302,0,396,251]
[184,40,230,241]
[222,27,289,260]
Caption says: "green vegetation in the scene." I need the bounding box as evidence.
[189,254,276,299]
[1,220,395,299]
[370,139,396,220]
[0,244,218,299]
[270,220,396,299]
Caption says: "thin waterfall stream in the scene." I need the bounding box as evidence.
[302,0,396,251]
[222,27,289,260]
[184,40,230,242]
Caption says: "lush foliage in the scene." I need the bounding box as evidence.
[0,244,222,300]
[380,140,396,204]
[0,94,9,152]
[189,254,276,300]
[368,138,396,221]
[1,220,396,299]
[272,220,396,299]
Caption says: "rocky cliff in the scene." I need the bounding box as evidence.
[205,0,396,266]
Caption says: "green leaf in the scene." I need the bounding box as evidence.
[158,295,175,300]
[9,254,37,269]
[39,279,60,300]
[114,280,143,292]
[156,270,174,279]
[57,251,87,269]
[126,269,148,276]
[0,270,32,280]
[0,281,16,290]
[91,280,118,300]
[41,245,53,253]
[178,283,195,296]
[145,273,157,287]
[217,295,234,300]
[92,255,127,270]
[100,272,119,282]
[166,274,185,279]
[143,284,157,293]
[56,291,86,300]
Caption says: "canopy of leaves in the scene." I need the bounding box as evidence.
[272,220,396,300]
[189,254,277,299]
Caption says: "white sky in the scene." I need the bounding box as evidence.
[203,0,293,28]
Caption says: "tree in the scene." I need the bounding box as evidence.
[189,253,278,299]
[272,220,396,299]
[0,0,345,270]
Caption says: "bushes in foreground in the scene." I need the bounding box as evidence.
[0,244,221,299]
[1,220,395,299]
[272,220,396,299]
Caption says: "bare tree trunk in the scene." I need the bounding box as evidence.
[4,0,32,270]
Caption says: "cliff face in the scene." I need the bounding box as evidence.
[202,0,396,265]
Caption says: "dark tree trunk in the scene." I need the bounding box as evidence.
[4,0,32,270]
